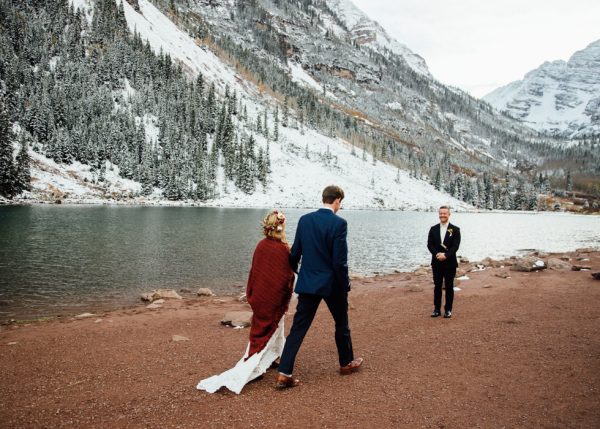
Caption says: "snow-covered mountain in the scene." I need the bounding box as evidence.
[484,39,600,138]
[5,0,593,211]
[23,0,464,210]
[323,0,431,77]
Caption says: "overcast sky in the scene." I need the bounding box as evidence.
[351,0,600,98]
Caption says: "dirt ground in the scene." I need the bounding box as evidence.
[1,251,599,428]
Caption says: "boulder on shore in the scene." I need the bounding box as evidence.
[481,257,503,268]
[140,289,182,301]
[74,313,95,319]
[413,267,429,276]
[197,288,215,297]
[592,272,600,280]
[547,258,572,270]
[221,311,253,328]
[510,257,546,272]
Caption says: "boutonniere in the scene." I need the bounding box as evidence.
[447,228,453,237]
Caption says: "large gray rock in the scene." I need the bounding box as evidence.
[572,265,592,271]
[547,258,572,270]
[510,257,546,272]
[221,311,253,328]
[197,288,215,297]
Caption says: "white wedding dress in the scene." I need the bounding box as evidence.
[197,316,285,394]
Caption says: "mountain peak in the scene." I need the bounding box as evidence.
[484,39,600,137]
[324,0,431,77]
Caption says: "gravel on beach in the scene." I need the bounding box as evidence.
[1,251,599,428]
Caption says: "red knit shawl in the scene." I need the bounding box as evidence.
[245,238,294,359]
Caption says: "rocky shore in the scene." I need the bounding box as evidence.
[1,249,599,428]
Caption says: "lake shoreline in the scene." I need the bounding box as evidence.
[1,250,599,427]
[4,197,600,215]
[2,248,597,324]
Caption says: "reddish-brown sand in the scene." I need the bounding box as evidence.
[1,252,599,428]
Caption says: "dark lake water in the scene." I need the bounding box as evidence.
[0,205,598,320]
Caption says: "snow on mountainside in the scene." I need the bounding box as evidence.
[37,0,467,210]
[324,0,431,77]
[484,39,600,138]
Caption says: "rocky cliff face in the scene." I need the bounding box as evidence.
[181,0,557,171]
[484,40,600,138]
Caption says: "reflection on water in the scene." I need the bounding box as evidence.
[0,205,598,319]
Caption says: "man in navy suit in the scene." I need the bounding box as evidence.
[276,185,363,388]
[427,206,461,318]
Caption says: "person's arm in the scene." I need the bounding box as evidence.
[444,227,461,258]
[332,219,350,291]
[289,219,302,273]
[427,227,437,256]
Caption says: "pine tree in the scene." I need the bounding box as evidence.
[0,95,16,198]
[433,170,442,191]
[14,137,32,193]
[263,109,269,140]
[566,170,573,192]
[273,105,279,141]
[282,95,289,127]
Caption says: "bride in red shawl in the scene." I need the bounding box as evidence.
[197,210,294,394]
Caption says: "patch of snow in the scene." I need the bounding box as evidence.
[69,0,94,24]
[289,62,323,92]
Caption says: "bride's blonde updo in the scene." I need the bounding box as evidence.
[261,210,287,243]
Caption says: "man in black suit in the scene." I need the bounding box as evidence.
[276,185,363,388]
[427,206,461,318]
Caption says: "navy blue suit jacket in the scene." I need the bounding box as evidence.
[290,208,350,297]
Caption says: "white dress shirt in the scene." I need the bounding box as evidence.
[440,222,449,244]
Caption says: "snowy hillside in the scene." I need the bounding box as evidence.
[24,0,465,210]
[484,39,600,138]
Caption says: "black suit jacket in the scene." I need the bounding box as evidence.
[427,223,461,269]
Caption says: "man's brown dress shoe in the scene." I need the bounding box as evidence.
[276,373,300,389]
[339,357,364,375]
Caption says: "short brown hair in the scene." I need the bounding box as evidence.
[322,185,345,204]
[439,205,451,212]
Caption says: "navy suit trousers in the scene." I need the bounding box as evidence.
[278,289,353,375]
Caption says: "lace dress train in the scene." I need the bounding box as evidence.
[196,316,285,394]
